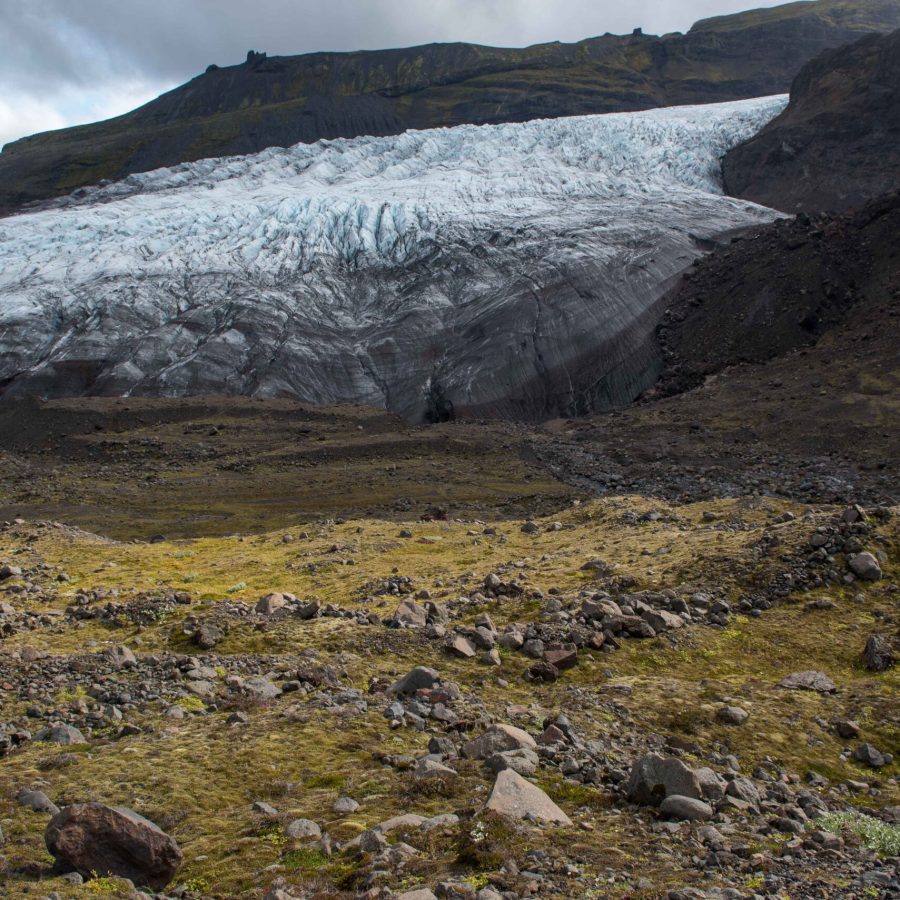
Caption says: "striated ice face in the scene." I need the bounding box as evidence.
[0,95,787,420]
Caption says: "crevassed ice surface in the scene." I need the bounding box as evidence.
[0,95,787,420]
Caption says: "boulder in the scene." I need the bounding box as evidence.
[848,552,882,581]
[626,753,702,806]
[484,769,571,825]
[285,819,321,840]
[462,724,536,760]
[726,776,760,809]
[779,671,837,693]
[17,790,60,815]
[193,621,225,649]
[862,634,895,672]
[716,706,749,726]
[486,748,539,777]
[694,767,727,802]
[105,645,137,668]
[642,609,684,632]
[35,724,86,745]
[393,598,427,627]
[853,743,888,768]
[660,795,713,821]
[256,593,287,615]
[544,646,578,671]
[445,635,476,659]
[389,666,440,695]
[243,676,281,700]
[45,803,182,890]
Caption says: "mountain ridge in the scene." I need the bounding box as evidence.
[724,26,900,211]
[2,0,900,211]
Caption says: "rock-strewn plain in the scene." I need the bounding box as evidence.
[0,394,896,898]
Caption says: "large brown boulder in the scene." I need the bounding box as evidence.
[45,803,182,890]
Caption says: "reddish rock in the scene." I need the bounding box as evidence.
[45,803,182,890]
[544,646,578,671]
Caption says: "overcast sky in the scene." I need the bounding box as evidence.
[1,0,791,148]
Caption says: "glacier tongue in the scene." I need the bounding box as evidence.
[0,95,787,420]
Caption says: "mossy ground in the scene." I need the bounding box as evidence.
[0,398,574,540]
[0,486,896,898]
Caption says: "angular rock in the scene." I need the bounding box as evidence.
[393,597,427,627]
[17,790,60,815]
[659,795,713,821]
[389,666,440,695]
[544,646,578,671]
[45,803,182,890]
[862,634,895,672]
[333,797,359,814]
[848,552,882,581]
[642,609,684,632]
[256,593,287,615]
[35,724,86,745]
[445,635,476,659]
[486,748,539,777]
[853,743,888,768]
[462,724,536,760]
[626,753,702,806]
[286,818,322,840]
[779,671,837,693]
[716,706,749,726]
[484,769,571,826]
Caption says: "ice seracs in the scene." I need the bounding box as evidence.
[0,95,787,420]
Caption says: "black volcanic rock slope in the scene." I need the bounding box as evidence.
[653,190,900,397]
[724,27,900,212]
[2,0,900,210]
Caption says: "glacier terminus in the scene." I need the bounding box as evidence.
[0,95,787,421]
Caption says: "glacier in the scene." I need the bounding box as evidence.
[0,95,787,420]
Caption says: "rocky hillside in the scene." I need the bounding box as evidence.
[2,0,900,210]
[723,27,900,212]
[654,189,900,396]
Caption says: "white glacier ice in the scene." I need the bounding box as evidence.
[0,94,788,420]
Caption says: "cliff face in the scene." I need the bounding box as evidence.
[723,27,900,212]
[723,25,900,212]
[2,0,899,210]
[0,98,785,422]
